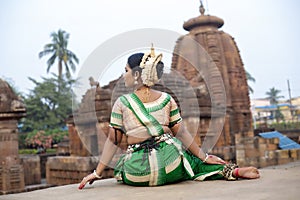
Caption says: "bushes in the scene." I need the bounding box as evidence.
[269,121,300,130]
[19,149,38,154]
[20,129,68,151]
[19,147,57,154]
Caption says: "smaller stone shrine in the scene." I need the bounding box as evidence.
[0,79,26,194]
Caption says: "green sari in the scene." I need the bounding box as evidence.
[112,93,231,186]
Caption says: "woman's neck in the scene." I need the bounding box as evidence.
[135,85,150,92]
[134,85,151,102]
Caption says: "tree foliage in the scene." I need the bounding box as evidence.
[21,74,76,132]
[246,70,255,94]
[265,87,285,122]
[38,29,79,79]
[265,87,284,105]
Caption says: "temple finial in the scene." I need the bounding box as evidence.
[199,0,205,15]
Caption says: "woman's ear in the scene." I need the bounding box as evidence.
[134,71,140,78]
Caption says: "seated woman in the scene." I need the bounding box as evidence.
[78,46,260,189]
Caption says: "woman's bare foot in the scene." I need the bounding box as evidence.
[234,167,260,179]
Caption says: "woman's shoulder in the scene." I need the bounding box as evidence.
[150,90,173,104]
[152,90,169,97]
[158,91,174,100]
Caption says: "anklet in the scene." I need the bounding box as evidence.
[234,168,239,177]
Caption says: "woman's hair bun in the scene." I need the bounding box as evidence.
[156,61,164,79]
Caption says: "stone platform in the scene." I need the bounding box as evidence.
[1,161,300,200]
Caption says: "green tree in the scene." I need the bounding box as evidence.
[246,70,255,94]
[265,87,284,123]
[265,87,284,105]
[38,29,79,79]
[21,74,76,132]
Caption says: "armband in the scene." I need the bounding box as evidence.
[93,170,102,179]
[203,153,209,163]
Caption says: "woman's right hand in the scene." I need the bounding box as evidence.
[78,172,101,190]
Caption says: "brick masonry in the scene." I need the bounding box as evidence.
[235,132,300,167]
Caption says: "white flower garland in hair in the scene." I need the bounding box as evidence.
[139,45,163,87]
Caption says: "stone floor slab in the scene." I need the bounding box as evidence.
[1,161,300,200]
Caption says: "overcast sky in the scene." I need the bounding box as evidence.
[1,0,300,100]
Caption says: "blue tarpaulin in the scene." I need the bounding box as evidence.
[259,131,300,150]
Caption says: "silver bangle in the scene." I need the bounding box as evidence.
[93,170,102,179]
[203,153,209,163]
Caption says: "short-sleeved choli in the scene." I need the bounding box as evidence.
[110,92,182,135]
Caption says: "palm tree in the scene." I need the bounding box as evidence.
[39,29,79,79]
[246,70,255,94]
[266,87,284,123]
[265,87,284,105]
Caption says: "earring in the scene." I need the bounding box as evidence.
[134,76,138,85]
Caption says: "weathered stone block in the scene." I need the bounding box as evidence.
[235,144,245,150]
[275,150,290,159]
[289,149,298,160]
[0,165,25,194]
[258,144,267,157]
[258,157,268,168]
[265,150,276,159]
[46,156,106,186]
[245,157,259,167]
[267,137,279,145]
[245,131,254,137]
[20,155,41,185]
[235,133,243,144]
[266,158,277,166]
[236,149,245,160]
[297,149,300,160]
[68,124,91,156]
[236,159,246,167]
[266,144,278,151]
[277,158,293,165]
[245,144,259,158]
[258,137,267,144]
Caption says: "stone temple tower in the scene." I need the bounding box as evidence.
[171,3,252,160]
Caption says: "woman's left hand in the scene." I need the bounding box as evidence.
[204,154,226,165]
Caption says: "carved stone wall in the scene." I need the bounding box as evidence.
[0,79,26,194]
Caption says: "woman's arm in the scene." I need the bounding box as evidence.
[171,122,226,165]
[78,127,123,189]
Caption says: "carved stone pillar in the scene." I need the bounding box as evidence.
[0,79,26,194]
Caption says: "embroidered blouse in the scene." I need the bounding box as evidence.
[110,92,182,137]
